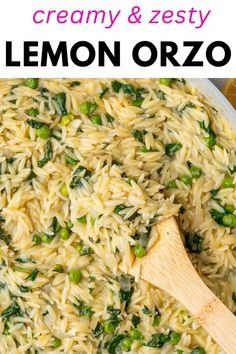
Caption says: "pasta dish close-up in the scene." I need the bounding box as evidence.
[0,78,236,353]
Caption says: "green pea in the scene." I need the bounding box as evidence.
[103,320,116,334]
[51,337,61,348]
[168,179,177,189]
[129,328,142,340]
[176,351,184,354]
[79,102,90,114]
[191,347,206,354]
[68,269,82,283]
[221,176,234,188]
[168,331,181,345]
[25,78,39,89]
[36,125,51,139]
[189,165,202,178]
[80,102,97,115]
[59,228,70,240]
[32,234,41,245]
[90,115,102,125]
[61,114,74,126]
[138,146,149,153]
[41,233,54,244]
[120,338,132,352]
[224,204,235,213]
[222,214,236,228]
[179,175,192,185]
[77,215,87,224]
[60,184,69,197]
[134,244,146,258]
[159,78,173,86]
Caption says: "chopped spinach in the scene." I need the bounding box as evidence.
[199,121,216,149]
[142,305,152,316]
[119,275,134,306]
[114,204,138,221]
[157,90,165,100]
[53,264,64,273]
[54,92,67,116]
[39,87,49,98]
[92,322,104,338]
[114,204,126,215]
[19,285,31,293]
[105,113,115,122]
[99,87,109,99]
[11,84,18,91]
[6,157,16,164]
[51,217,62,234]
[165,142,182,156]
[15,257,32,263]
[2,322,10,336]
[209,209,226,226]
[131,88,146,107]
[106,333,126,354]
[1,302,21,320]
[73,298,94,318]
[64,147,78,166]
[26,119,45,129]
[131,314,141,328]
[153,308,161,326]
[112,81,146,107]
[38,141,53,167]
[132,129,144,143]
[112,81,123,93]
[0,282,6,289]
[0,228,11,246]
[185,233,203,253]
[106,306,121,326]
[145,333,170,348]
[69,81,81,88]
[26,269,39,281]
[25,108,39,117]
[70,166,92,189]
[199,120,216,137]
[179,102,196,112]
[25,170,36,182]
[229,166,236,174]
[210,189,220,199]
[65,154,78,166]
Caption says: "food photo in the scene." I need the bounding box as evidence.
[0,78,236,353]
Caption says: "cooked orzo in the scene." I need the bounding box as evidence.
[0,78,235,354]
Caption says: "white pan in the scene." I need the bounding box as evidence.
[188,79,236,130]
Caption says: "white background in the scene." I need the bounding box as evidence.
[0,0,235,77]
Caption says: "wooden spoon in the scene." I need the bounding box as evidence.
[126,217,236,353]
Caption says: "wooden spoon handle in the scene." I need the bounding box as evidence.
[195,294,236,354]
[138,218,236,353]
[171,263,236,354]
